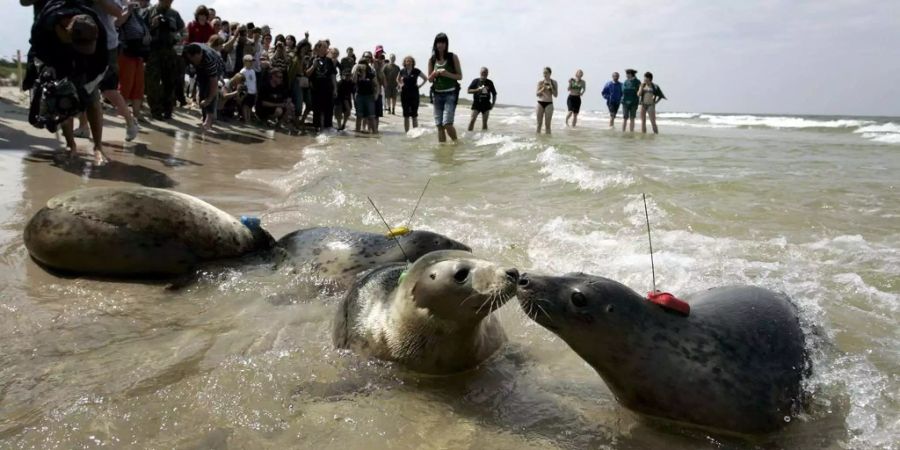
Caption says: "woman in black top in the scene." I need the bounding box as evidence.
[398,55,427,132]
[305,39,337,131]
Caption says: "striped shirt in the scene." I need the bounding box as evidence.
[186,43,225,79]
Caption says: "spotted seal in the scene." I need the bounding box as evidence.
[517,272,808,434]
[24,187,274,277]
[276,227,470,288]
[333,250,519,374]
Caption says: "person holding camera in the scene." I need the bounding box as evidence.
[467,67,497,132]
[639,71,666,134]
[254,67,294,128]
[305,39,337,131]
[143,0,184,120]
[28,0,110,165]
[536,67,558,134]
[352,51,378,134]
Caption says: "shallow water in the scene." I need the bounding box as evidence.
[0,105,898,449]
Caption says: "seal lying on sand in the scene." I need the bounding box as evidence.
[334,250,519,375]
[517,272,808,435]
[277,227,471,288]
[24,187,274,277]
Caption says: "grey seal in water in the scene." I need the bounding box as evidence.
[276,227,470,288]
[24,187,274,277]
[517,272,808,434]
[333,250,519,374]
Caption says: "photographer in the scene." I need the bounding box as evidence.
[28,0,110,165]
[466,67,497,132]
[305,40,337,131]
[254,67,294,128]
[143,0,184,120]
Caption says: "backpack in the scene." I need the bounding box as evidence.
[120,8,151,58]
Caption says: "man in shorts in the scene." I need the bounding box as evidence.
[601,71,623,128]
[621,69,640,132]
[382,53,401,115]
[467,67,496,131]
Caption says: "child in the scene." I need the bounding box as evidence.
[239,55,258,122]
[334,71,355,131]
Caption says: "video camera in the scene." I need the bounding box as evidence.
[28,66,83,133]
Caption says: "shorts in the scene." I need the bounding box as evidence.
[117,53,145,100]
[385,84,398,98]
[401,91,419,118]
[355,93,376,117]
[472,99,492,113]
[99,49,119,91]
[334,98,351,116]
[607,101,621,116]
[622,101,638,119]
[567,95,582,114]
[432,90,458,126]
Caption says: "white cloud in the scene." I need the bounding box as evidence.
[2,0,898,115]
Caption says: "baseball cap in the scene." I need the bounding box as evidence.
[375,45,384,56]
[68,14,99,54]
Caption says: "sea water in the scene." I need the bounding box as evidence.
[0,105,897,449]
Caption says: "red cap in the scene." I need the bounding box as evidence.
[375,45,384,56]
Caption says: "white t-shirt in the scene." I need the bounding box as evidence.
[240,68,258,95]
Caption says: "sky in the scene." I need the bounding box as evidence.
[3,0,898,117]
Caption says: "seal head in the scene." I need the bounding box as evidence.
[517,272,808,435]
[335,250,519,374]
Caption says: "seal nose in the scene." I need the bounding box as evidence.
[505,268,520,282]
[518,273,530,287]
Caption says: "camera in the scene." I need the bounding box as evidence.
[28,68,82,133]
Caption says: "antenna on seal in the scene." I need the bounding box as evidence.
[406,177,432,229]
[367,196,411,263]
[641,193,690,317]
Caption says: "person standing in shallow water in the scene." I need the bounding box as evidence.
[565,69,586,127]
[601,71,623,128]
[398,56,427,132]
[621,68,640,132]
[639,71,666,134]
[536,67,558,134]
[467,67,497,131]
[306,40,338,131]
[427,33,463,143]
[382,54,401,115]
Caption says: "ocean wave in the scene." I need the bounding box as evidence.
[699,114,873,129]
[854,122,900,144]
[657,112,702,119]
[533,147,634,192]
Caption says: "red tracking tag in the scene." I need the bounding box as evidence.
[647,291,690,316]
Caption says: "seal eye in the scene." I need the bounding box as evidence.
[571,291,588,307]
[454,268,470,284]
[605,304,614,313]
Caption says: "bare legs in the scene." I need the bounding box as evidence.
[640,104,658,134]
[649,105,658,134]
[437,124,458,142]
[403,116,419,132]
[536,103,553,134]
[468,110,489,131]
[566,111,578,127]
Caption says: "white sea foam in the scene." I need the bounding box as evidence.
[235,146,330,193]
[854,122,900,144]
[533,147,634,192]
[657,112,702,119]
[699,114,873,129]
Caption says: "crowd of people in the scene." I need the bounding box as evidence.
[21,0,667,165]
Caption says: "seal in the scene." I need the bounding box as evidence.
[276,227,471,288]
[24,187,275,277]
[333,250,520,375]
[517,272,808,435]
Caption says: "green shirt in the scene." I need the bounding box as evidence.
[622,78,641,104]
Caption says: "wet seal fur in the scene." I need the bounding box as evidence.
[517,273,809,435]
[276,227,471,288]
[334,250,519,375]
[24,187,275,277]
